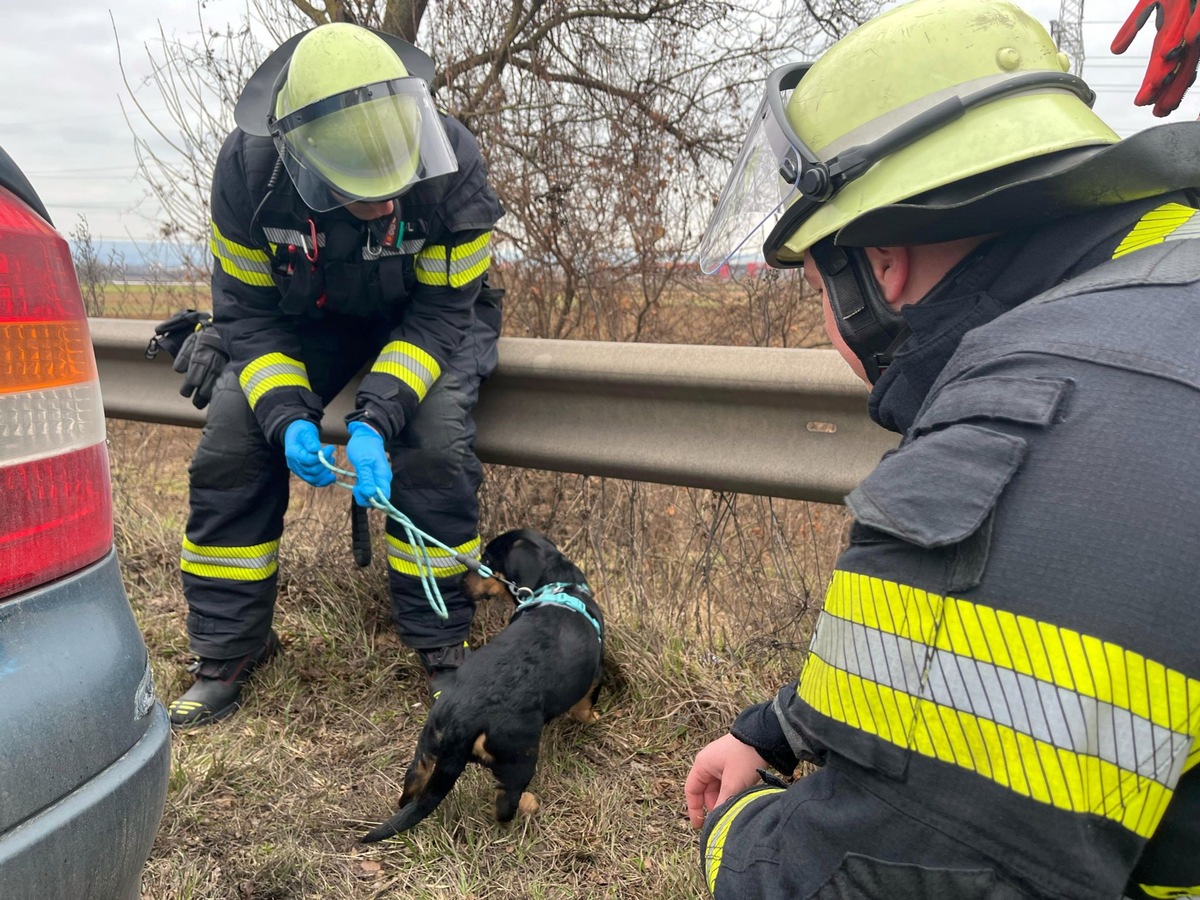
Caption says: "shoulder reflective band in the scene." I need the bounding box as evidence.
[1112,203,1200,259]
[798,569,1200,838]
[211,221,273,287]
[415,231,492,288]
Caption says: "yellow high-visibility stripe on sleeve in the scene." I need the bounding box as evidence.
[370,341,441,401]
[448,232,492,287]
[238,353,311,409]
[703,787,784,893]
[415,244,450,286]
[415,231,493,288]
[211,221,274,287]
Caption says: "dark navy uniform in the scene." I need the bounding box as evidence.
[703,197,1200,899]
[183,114,504,660]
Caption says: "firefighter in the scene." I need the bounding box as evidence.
[688,1,1200,897]
[167,23,505,728]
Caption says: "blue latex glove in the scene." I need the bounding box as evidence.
[346,421,392,507]
[283,420,336,487]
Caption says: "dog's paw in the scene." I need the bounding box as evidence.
[567,698,600,724]
[518,792,540,816]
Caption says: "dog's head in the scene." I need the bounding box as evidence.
[464,528,588,605]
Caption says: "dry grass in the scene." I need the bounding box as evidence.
[110,421,847,900]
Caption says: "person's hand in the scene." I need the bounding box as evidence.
[346,421,392,507]
[1111,0,1200,116]
[175,328,229,410]
[684,733,769,829]
[283,420,336,487]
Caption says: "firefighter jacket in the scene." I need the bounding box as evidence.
[207,114,504,446]
[731,196,1200,899]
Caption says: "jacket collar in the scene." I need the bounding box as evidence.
[867,195,1188,435]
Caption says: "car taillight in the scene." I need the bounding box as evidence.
[0,185,112,600]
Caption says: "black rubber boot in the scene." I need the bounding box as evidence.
[418,642,470,701]
[168,631,280,728]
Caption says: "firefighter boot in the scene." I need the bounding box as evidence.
[168,630,280,728]
[418,642,471,701]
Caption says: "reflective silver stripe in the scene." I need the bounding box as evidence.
[399,237,426,254]
[810,613,1193,786]
[239,355,310,408]
[1166,215,1200,242]
[386,545,476,573]
[386,535,480,578]
[180,545,278,571]
[449,241,490,278]
[261,226,326,248]
[372,344,439,393]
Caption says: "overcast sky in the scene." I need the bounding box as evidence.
[0,0,1195,241]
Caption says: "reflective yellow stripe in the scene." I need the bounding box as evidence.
[370,341,442,401]
[238,353,311,409]
[703,787,784,892]
[448,232,491,287]
[211,221,274,287]
[415,244,449,286]
[1112,203,1200,259]
[386,534,480,578]
[180,538,279,581]
[799,570,1200,838]
[1139,885,1200,899]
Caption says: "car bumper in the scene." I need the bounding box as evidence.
[0,551,171,900]
[0,706,170,900]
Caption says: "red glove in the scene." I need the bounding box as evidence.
[1111,0,1200,116]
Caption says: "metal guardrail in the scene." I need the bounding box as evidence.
[89,318,898,505]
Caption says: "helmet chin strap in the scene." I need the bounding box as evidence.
[808,238,910,384]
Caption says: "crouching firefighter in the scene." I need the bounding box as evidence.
[168,22,505,728]
[687,1,1200,898]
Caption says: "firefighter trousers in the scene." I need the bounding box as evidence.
[181,307,500,660]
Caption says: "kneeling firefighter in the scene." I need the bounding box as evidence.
[688,0,1200,898]
[167,22,505,728]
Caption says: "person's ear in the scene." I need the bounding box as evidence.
[863,246,910,310]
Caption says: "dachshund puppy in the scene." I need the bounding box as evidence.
[362,528,604,842]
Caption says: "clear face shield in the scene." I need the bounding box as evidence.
[272,76,458,213]
[697,65,818,274]
[697,63,1098,274]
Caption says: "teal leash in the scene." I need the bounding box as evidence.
[318,449,499,621]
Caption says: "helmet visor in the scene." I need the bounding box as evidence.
[273,77,458,212]
[698,66,813,274]
[699,63,1098,272]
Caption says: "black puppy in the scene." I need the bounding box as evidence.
[361,528,605,842]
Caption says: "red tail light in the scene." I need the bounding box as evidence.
[0,185,112,600]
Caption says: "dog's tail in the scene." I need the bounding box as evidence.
[361,719,474,843]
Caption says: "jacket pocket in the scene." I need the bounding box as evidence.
[847,423,1027,550]
[808,853,1030,900]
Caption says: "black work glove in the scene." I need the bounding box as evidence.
[145,309,213,360]
[174,328,229,410]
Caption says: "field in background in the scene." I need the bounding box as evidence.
[96,262,848,898]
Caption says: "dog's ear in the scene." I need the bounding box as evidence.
[504,537,551,590]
